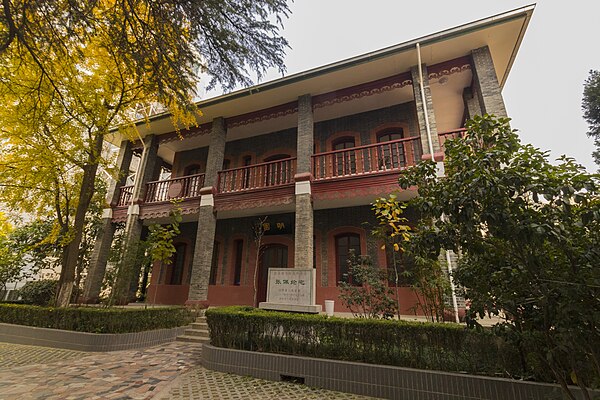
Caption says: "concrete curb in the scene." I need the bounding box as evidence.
[0,322,187,352]
[202,344,596,400]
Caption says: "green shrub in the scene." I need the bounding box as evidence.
[19,279,58,305]
[0,304,195,333]
[206,306,553,382]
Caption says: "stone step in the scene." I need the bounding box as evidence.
[185,328,209,338]
[195,316,206,323]
[176,335,210,344]
[191,322,208,329]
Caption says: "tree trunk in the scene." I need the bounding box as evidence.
[55,132,104,307]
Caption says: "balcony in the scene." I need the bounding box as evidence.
[217,157,296,193]
[116,174,205,207]
[113,131,467,218]
[438,128,467,150]
[312,137,422,181]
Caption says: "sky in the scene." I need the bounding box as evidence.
[246,1,600,172]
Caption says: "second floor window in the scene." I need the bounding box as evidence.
[332,137,356,176]
[263,154,291,186]
[183,164,202,197]
[377,129,406,170]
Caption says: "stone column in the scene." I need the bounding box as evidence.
[294,95,314,271]
[82,140,133,303]
[411,64,441,159]
[462,87,482,119]
[471,46,508,118]
[187,118,226,305]
[116,134,159,303]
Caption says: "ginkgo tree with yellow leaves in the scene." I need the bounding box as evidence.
[0,0,291,307]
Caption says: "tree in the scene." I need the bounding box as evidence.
[371,194,410,318]
[338,252,397,319]
[252,216,268,307]
[583,70,600,166]
[0,0,291,306]
[398,115,600,397]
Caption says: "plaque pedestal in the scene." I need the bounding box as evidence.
[258,268,322,314]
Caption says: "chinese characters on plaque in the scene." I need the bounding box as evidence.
[266,268,312,305]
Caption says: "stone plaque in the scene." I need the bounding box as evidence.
[267,268,311,305]
[259,268,321,313]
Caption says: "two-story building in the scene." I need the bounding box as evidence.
[82,5,533,312]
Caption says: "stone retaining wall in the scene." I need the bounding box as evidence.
[202,344,596,400]
[0,323,187,352]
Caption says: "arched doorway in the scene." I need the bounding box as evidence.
[257,244,288,304]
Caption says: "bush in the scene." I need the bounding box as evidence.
[0,304,195,333]
[19,279,58,305]
[206,306,554,382]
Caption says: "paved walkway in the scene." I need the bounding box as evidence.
[0,342,377,399]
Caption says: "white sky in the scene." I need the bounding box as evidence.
[252,1,599,172]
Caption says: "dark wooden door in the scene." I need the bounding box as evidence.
[257,244,288,304]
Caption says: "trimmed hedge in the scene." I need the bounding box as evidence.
[0,304,195,333]
[18,279,58,306]
[206,306,549,381]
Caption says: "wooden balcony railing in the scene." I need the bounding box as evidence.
[438,128,467,149]
[218,157,296,193]
[117,185,134,207]
[144,173,205,203]
[312,137,422,180]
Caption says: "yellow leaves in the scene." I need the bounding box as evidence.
[0,213,13,238]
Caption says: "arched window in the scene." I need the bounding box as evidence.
[332,137,356,176]
[184,164,202,176]
[209,241,220,285]
[183,164,203,197]
[167,243,187,285]
[335,233,361,284]
[242,155,252,188]
[222,159,231,170]
[264,154,291,186]
[376,129,406,170]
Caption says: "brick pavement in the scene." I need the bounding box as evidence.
[155,367,378,400]
[0,342,379,400]
[0,343,86,368]
[0,342,202,400]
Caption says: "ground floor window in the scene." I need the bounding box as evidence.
[232,239,244,285]
[386,248,415,286]
[335,233,361,284]
[209,241,220,285]
[168,243,186,285]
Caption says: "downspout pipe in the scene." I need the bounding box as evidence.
[416,43,460,323]
[416,43,436,161]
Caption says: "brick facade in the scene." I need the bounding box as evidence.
[96,18,521,312]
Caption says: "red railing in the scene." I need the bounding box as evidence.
[312,137,421,180]
[117,185,134,206]
[218,157,296,193]
[438,128,467,149]
[144,173,205,203]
